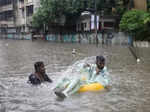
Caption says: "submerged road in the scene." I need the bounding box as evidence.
[0,40,150,112]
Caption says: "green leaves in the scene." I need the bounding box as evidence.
[32,0,118,29]
[32,0,84,28]
[120,9,150,40]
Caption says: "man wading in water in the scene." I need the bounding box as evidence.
[28,61,52,85]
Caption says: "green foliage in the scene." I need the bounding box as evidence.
[32,0,115,29]
[115,7,126,16]
[114,0,134,18]
[32,8,44,28]
[120,9,150,40]
[32,0,86,28]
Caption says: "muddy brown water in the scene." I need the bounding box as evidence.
[0,40,150,112]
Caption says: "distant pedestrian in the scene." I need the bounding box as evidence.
[106,32,113,46]
[101,29,105,45]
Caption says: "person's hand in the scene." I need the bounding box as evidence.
[81,76,87,81]
[105,85,111,91]
[83,63,90,68]
[96,67,100,74]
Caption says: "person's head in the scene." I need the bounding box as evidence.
[96,55,105,70]
[34,61,45,74]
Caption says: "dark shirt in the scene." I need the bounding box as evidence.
[28,73,52,85]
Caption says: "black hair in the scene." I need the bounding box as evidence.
[96,55,105,63]
[34,61,44,72]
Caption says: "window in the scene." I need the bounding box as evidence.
[0,11,13,21]
[22,8,24,18]
[0,0,11,6]
[104,22,114,27]
[26,5,33,16]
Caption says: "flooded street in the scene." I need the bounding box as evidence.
[0,40,150,112]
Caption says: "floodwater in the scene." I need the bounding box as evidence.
[0,40,150,112]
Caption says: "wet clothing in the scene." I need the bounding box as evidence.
[54,64,110,97]
[83,64,109,86]
[54,77,81,96]
[28,74,52,85]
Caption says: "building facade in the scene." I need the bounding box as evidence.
[76,14,116,32]
[77,0,148,32]
[0,0,16,35]
[0,0,149,36]
[0,0,40,36]
[16,0,40,33]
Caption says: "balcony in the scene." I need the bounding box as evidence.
[26,0,33,6]
[0,4,13,13]
[0,20,15,27]
[19,2,25,9]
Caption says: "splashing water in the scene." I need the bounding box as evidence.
[58,56,95,79]
[1,40,150,112]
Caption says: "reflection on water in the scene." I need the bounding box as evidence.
[0,40,150,112]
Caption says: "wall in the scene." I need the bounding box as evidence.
[1,32,149,47]
[0,33,31,40]
[134,0,147,11]
[46,32,129,45]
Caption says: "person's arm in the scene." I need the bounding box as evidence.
[83,64,97,84]
[102,67,110,80]
[89,64,97,80]
[44,74,52,83]
[98,67,110,87]
[101,68,111,90]
[83,63,91,68]
[80,63,91,80]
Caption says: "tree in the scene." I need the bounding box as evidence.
[32,0,86,29]
[32,0,116,30]
[32,8,44,28]
[120,9,150,40]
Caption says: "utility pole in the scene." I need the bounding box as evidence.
[83,0,98,46]
[101,10,104,46]
[24,0,27,32]
[94,0,98,46]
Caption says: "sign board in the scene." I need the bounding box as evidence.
[91,15,99,30]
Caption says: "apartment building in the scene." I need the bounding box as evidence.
[0,0,40,36]
[0,0,16,34]
[16,0,40,33]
